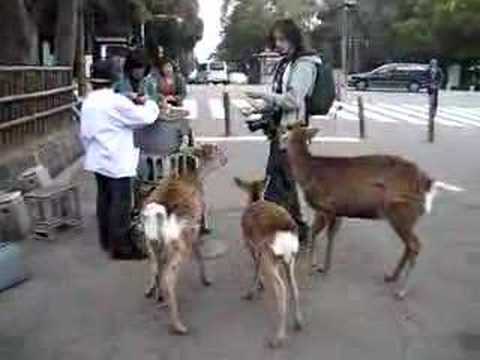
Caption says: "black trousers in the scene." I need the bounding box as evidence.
[95,173,133,253]
[264,140,306,234]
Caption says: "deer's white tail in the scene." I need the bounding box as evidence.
[270,231,299,264]
[142,202,186,245]
[425,181,464,214]
[142,203,167,241]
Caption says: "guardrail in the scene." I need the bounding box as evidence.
[0,67,74,150]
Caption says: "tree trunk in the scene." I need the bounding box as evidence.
[54,0,79,66]
[75,2,87,96]
[0,0,39,64]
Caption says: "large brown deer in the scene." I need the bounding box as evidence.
[234,177,303,348]
[285,125,462,298]
[141,144,227,334]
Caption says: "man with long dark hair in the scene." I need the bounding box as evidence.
[245,18,321,247]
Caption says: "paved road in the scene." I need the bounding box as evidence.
[1,85,479,360]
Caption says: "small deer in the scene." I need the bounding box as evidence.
[285,124,462,298]
[234,177,303,348]
[141,144,227,334]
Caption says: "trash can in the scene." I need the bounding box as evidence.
[0,191,32,242]
[134,117,191,154]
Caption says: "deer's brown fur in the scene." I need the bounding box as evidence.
[286,125,434,298]
[235,177,303,348]
[142,144,227,334]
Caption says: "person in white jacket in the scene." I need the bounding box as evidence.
[81,59,160,260]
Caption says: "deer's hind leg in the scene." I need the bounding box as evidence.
[384,201,422,298]
[162,246,188,334]
[145,240,164,302]
[260,254,288,348]
[243,248,262,301]
[283,257,303,331]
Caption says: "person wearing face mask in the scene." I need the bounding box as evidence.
[244,18,322,248]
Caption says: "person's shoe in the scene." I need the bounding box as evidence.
[99,239,110,252]
[200,227,212,235]
[110,246,146,261]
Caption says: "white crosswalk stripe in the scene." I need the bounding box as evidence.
[370,103,427,125]
[184,95,480,131]
[437,107,480,123]
[408,105,480,128]
[183,98,198,120]
[209,98,225,120]
[339,102,398,123]
[451,107,480,119]
[402,105,468,128]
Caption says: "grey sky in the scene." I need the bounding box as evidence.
[195,0,223,61]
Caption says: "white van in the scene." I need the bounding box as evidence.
[198,61,229,84]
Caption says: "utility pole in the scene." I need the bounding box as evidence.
[76,0,86,96]
[341,3,348,78]
[341,0,358,79]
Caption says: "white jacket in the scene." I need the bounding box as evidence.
[80,89,159,178]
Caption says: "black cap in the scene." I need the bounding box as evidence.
[90,59,116,84]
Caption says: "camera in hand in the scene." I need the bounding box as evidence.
[246,118,270,133]
[245,110,280,139]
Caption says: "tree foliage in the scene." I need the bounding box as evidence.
[393,0,480,59]
[217,0,321,61]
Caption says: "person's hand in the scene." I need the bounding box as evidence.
[126,92,138,101]
[133,95,146,105]
[159,98,170,110]
[244,91,267,100]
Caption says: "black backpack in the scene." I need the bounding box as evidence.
[295,55,336,120]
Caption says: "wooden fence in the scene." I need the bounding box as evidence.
[0,67,75,150]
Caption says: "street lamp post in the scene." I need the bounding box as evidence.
[341,0,358,79]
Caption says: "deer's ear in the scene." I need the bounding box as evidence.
[234,177,249,191]
[286,122,303,131]
[305,128,319,140]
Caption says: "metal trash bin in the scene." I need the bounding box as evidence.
[134,118,191,155]
[0,191,32,242]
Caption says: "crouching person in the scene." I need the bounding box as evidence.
[80,60,160,260]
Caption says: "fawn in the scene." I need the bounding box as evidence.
[285,124,462,298]
[235,177,303,348]
[141,144,227,334]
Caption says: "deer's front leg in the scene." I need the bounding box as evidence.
[193,239,212,287]
[243,253,261,301]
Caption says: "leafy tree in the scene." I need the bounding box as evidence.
[393,0,480,59]
[217,0,275,61]
[217,0,321,62]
